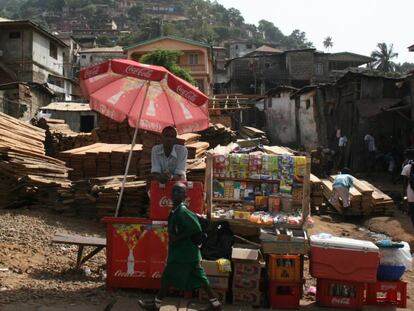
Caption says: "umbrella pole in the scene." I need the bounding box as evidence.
[114,126,139,217]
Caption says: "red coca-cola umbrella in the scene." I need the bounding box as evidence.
[79,59,210,216]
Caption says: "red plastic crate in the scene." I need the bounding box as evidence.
[366,280,407,308]
[102,217,168,290]
[149,181,204,220]
[268,281,301,309]
[316,278,365,309]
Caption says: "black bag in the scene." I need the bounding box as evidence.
[201,221,234,260]
[191,215,209,248]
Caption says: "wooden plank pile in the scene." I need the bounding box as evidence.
[310,174,324,208]
[31,117,95,157]
[92,116,137,144]
[359,180,395,216]
[72,175,147,218]
[0,112,72,210]
[59,143,143,180]
[239,126,270,145]
[319,175,395,216]
[199,123,237,148]
[321,179,363,215]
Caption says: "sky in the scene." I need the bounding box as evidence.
[217,0,414,63]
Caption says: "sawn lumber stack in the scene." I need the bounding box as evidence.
[0,112,72,210]
[318,175,395,216]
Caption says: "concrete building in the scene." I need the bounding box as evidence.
[125,36,213,95]
[226,46,373,94]
[79,46,125,68]
[0,19,77,101]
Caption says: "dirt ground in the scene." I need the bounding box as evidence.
[0,206,413,311]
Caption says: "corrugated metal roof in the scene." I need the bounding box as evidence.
[41,102,92,112]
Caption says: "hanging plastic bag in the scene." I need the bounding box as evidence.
[379,241,412,270]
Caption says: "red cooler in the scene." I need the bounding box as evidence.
[102,217,168,289]
[310,235,379,283]
[149,181,204,220]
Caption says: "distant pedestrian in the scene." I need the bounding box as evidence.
[329,167,353,210]
[364,133,377,172]
[401,151,414,226]
[337,134,348,169]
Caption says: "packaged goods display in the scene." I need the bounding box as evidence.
[211,152,307,226]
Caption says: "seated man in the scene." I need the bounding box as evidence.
[151,126,188,183]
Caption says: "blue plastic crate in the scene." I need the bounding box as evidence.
[377,265,405,281]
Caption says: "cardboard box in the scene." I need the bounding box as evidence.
[207,275,229,290]
[234,262,262,277]
[232,246,260,261]
[201,260,230,277]
[199,288,226,304]
[233,274,260,291]
[233,289,261,306]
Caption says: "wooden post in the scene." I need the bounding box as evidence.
[204,152,213,219]
[302,156,311,225]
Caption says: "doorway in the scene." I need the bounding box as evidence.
[80,115,95,132]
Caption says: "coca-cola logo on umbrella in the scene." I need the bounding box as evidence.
[176,85,198,102]
[125,65,154,79]
[83,65,102,79]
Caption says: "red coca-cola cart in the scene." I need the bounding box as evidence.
[102,181,204,290]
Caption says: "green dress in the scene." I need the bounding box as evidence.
[161,202,209,290]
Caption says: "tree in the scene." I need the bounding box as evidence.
[258,20,284,43]
[127,4,143,23]
[140,49,195,84]
[323,36,333,50]
[395,62,414,74]
[370,43,398,72]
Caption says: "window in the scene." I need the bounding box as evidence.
[246,44,252,49]
[305,99,311,109]
[9,32,21,39]
[81,55,86,59]
[50,42,58,59]
[188,54,199,65]
[268,98,272,108]
[314,63,324,75]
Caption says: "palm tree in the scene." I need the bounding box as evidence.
[323,36,333,51]
[370,43,398,72]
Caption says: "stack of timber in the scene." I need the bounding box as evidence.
[72,175,147,218]
[322,175,395,216]
[60,143,143,180]
[32,117,95,157]
[310,174,324,208]
[321,179,363,216]
[239,126,270,145]
[359,180,395,216]
[0,112,72,210]
[92,116,137,144]
[199,123,237,148]
[187,158,206,181]
[263,145,295,155]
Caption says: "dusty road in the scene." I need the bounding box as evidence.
[0,207,412,310]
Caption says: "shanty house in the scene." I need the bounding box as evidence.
[40,102,98,132]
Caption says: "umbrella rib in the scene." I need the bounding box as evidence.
[126,78,147,124]
[135,80,151,128]
[162,82,178,129]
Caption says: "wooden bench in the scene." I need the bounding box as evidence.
[52,232,106,269]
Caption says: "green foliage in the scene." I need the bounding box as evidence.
[395,62,414,74]
[371,43,398,72]
[140,49,195,84]
[323,36,333,50]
